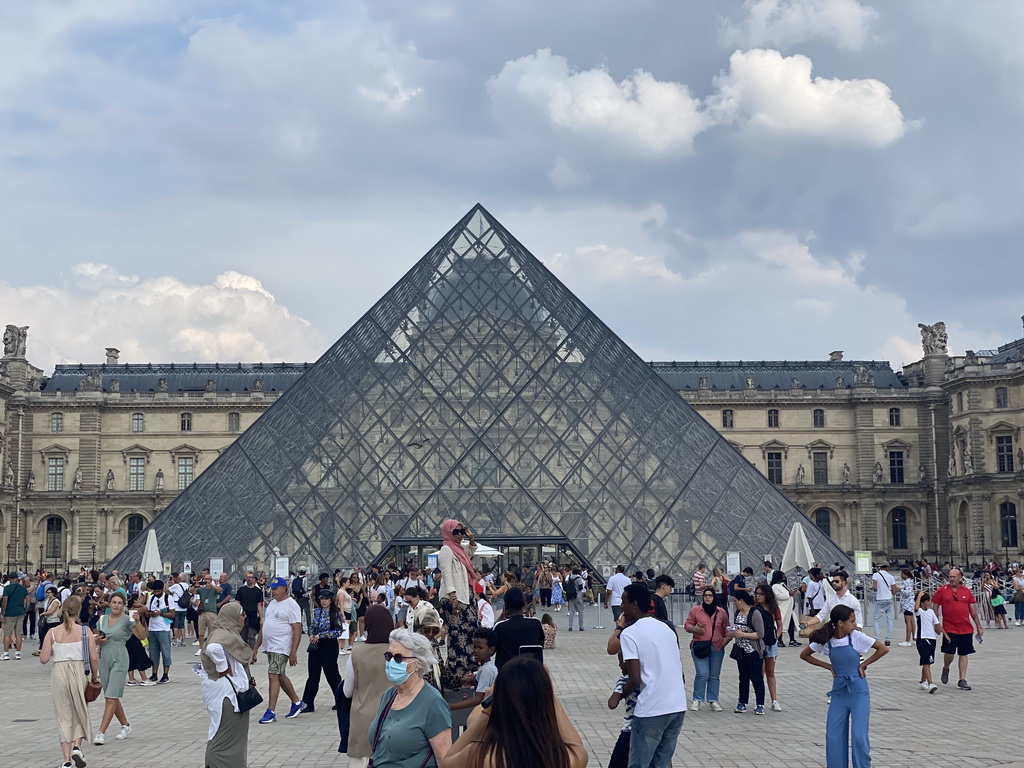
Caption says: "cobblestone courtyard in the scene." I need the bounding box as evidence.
[2,613,1022,768]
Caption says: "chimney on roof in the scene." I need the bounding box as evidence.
[105,347,120,365]
[829,350,844,362]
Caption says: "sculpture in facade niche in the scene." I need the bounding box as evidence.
[873,462,883,484]
[155,468,164,492]
[3,462,13,487]
[3,325,28,357]
[73,467,83,491]
[842,463,851,484]
[157,378,168,392]
[919,463,928,482]
[795,464,806,484]
[963,443,974,474]
[28,471,35,490]
[948,448,957,478]
[918,322,948,355]
[106,469,115,491]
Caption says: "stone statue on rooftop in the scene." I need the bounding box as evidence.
[3,325,28,357]
[157,378,168,392]
[744,377,755,389]
[918,322,948,355]
[253,378,263,392]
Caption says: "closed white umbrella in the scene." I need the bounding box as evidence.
[781,523,815,573]
[140,529,163,575]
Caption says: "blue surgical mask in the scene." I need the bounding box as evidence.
[385,658,412,684]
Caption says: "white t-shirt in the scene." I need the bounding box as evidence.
[263,597,302,654]
[619,616,687,718]
[915,608,939,640]
[815,591,863,628]
[606,573,632,607]
[872,571,894,601]
[804,580,825,612]
[146,593,172,632]
[809,629,875,656]
[168,582,188,612]
[474,660,498,693]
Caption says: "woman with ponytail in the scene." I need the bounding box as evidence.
[40,595,100,768]
[800,605,888,768]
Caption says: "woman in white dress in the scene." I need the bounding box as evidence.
[40,595,100,768]
[770,571,801,647]
[197,601,254,768]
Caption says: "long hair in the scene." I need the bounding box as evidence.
[754,583,778,615]
[808,604,855,645]
[61,595,82,631]
[472,656,571,768]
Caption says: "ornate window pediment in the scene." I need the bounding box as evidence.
[170,443,201,468]
[986,421,1019,442]
[760,440,789,459]
[806,439,835,459]
[38,443,72,463]
[120,444,152,465]
[882,438,912,456]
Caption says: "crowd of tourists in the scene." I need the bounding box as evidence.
[3,534,1021,768]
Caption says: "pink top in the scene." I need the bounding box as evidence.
[683,604,730,651]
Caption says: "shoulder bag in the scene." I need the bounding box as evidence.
[691,610,718,659]
[82,626,103,703]
[228,666,264,713]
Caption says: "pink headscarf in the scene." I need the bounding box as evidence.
[441,519,476,581]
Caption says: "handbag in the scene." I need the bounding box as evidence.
[229,673,264,714]
[729,643,745,662]
[1012,589,1024,604]
[691,609,718,658]
[81,626,102,703]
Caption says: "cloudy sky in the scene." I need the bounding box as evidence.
[2,0,1022,374]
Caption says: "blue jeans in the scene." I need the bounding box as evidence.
[627,711,684,768]
[690,647,724,703]
[148,630,172,669]
[1015,599,1024,622]
[873,600,894,642]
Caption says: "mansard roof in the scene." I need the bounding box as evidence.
[40,362,311,393]
[648,360,907,391]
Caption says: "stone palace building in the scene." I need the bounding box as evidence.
[1,318,1022,574]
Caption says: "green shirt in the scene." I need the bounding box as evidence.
[368,684,451,768]
[198,586,219,613]
[2,583,27,617]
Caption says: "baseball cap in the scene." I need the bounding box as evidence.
[270,576,288,589]
[299,567,306,574]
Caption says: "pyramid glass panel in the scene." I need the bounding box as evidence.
[107,205,852,578]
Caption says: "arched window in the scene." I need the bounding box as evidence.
[813,409,825,428]
[891,508,908,550]
[1000,501,1018,549]
[722,409,734,428]
[814,508,832,537]
[45,516,64,559]
[127,514,146,544]
[180,412,193,432]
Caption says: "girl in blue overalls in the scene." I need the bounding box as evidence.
[800,605,888,768]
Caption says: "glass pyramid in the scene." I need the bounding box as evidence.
[107,205,851,578]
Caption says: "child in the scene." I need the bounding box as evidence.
[991,587,1009,630]
[607,657,641,768]
[799,605,888,768]
[450,628,497,710]
[476,591,495,629]
[914,591,942,693]
[541,613,557,649]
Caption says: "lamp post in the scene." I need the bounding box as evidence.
[5,543,11,574]
[963,534,969,568]
[39,544,44,574]
[920,536,925,559]
[863,535,869,552]
[980,531,986,565]
[91,544,96,571]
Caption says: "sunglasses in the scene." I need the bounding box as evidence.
[383,652,415,663]
[830,580,843,586]
[451,528,466,536]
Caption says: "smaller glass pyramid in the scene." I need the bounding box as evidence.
[108,206,852,578]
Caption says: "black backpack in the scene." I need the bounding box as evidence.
[564,575,579,601]
[175,583,191,610]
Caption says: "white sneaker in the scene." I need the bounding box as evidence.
[898,641,913,647]
[708,701,723,712]
[920,682,931,690]
[115,724,131,740]
[93,732,104,745]
[140,679,156,686]
[13,651,20,660]
[195,649,203,656]
[771,700,782,712]
[192,640,201,646]
[691,700,700,711]
[1,652,8,661]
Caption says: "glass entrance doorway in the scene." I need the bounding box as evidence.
[375,536,597,579]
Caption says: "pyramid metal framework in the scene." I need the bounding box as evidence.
[107,205,851,578]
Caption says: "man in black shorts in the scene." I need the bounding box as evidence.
[931,568,983,690]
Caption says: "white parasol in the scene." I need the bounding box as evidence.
[140,529,163,575]
[781,522,815,573]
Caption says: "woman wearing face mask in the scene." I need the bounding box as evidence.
[367,628,452,768]
[198,602,255,768]
[683,587,729,711]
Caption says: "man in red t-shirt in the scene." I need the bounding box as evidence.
[931,568,983,690]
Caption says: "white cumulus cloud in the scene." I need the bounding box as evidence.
[708,48,913,147]
[487,49,709,156]
[0,265,325,373]
[721,0,879,51]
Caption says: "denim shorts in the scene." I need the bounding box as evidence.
[763,643,778,659]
